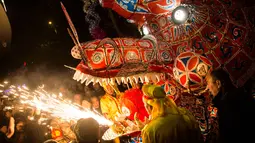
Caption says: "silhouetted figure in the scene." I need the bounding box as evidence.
[93,83,105,97]
[23,122,46,143]
[73,118,99,143]
[206,69,255,143]
[11,118,26,143]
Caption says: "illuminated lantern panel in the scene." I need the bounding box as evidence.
[173,52,213,91]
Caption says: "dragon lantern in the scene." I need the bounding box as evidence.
[61,0,255,141]
[67,0,254,90]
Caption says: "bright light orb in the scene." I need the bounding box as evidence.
[48,21,52,25]
[174,9,186,21]
[172,6,189,25]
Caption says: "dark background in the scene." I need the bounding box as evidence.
[0,0,140,82]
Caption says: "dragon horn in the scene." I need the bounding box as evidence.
[61,2,87,63]
[96,38,123,68]
[141,35,158,62]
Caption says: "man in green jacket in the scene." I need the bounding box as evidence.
[141,84,203,143]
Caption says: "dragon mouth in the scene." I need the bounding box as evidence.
[73,70,164,86]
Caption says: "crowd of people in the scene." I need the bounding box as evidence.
[0,69,255,143]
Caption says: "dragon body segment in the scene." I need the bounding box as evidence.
[95,0,255,86]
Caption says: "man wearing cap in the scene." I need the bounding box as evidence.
[141,84,203,143]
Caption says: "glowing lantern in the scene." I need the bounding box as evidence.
[173,52,212,91]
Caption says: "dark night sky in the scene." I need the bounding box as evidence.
[0,0,140,80]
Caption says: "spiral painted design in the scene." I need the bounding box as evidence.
[126,51,138,60]
[161,51,171,61]
[92,52,103,64]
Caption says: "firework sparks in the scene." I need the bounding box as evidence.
[0,83,113,126]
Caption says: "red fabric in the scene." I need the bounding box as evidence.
[120,88,149,122]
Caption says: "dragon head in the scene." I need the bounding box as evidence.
[71,35,175,86]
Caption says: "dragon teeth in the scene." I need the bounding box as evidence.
[77,73,85,82]
[95,78,101,85]
[127,77,132,84]
[73,72,164,86]
[85,77,94,86]
[121,77,127,84]
[115,77,121,85]
[144,75,150,83]
[73,70,81,80]
[110,78,115,85]
[81,74,87,84]
[97,78,104,86]
[155,74,160,82]
[101,78,107,83]
[132,75,139,84]
[93,78,99,85]
[150,74,157,83]
[98,80,103,86]
[138,75,144,83]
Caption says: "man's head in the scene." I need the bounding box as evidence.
[93,83,105,96]
[93,83,102,91]
[59,86,67,94]
[90,96,100,109]
[74,118,99,143]
[206,68,233,97]
[4,110,12,118]
[16,119,25,132]
[84,86,92,95]
[25,108,34,117]
[142,84,166,115]
[73,94,83,105]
